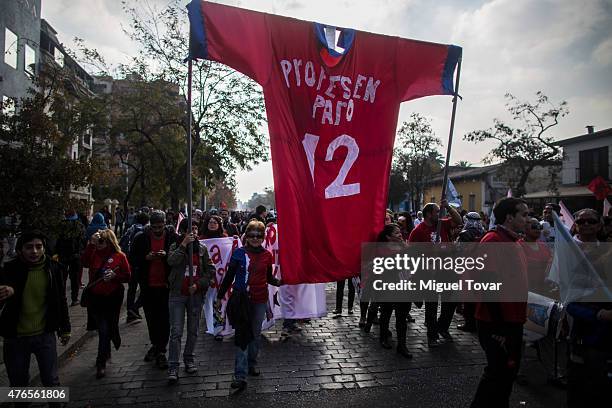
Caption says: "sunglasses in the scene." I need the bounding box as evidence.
[246,232,264,239]
[575,218,599,225]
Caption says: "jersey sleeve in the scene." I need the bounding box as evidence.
[394,38,461,102]
[187,0,272,85]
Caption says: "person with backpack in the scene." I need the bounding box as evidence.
[120,211,150,323]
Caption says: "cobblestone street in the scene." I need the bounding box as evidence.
[40,286,566,408]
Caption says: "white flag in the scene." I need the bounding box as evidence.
[604,198,611,217]
[547,212,611,304]
[446,178,462,208]
[558,200,575,229]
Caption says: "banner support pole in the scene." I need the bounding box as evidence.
[435,52,463,242]
[186,59,195,291]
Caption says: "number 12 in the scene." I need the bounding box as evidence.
[302,133,361,199]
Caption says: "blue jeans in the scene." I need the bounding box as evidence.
[3,332,59,387]
[168,293,204,370]
[235,302,267,380]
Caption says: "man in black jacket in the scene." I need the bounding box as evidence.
[130,210,176,369]
[0,230,71,390]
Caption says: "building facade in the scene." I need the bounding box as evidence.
[524,126,612,214]
[0,0,41,106]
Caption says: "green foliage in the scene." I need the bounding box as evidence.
[464,91,568,196]
[0,67,104,233]
[246,187,275,211]
[454,160,472,168]
[391,113,443,211]
[77,0,268,211]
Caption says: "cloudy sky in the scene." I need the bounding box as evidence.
[42,0,612,202]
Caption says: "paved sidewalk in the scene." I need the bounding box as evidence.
[49,285,566,408]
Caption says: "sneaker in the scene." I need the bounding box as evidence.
[184,362,198,374]
[156,353,169,369]
[127,309,142,319]
[439,331,454,342]
[126,314,141,324]
[281,328,290,341]
[230,379,247,390]
[427,338,439,348]
[332,309,341,315]
[144,346,157,362]
[457,323,476,333]
[167,368,179,384]
[397,346,413,359]
[248,367,260,376]
[380,338,393,350]
[96,367,106,379]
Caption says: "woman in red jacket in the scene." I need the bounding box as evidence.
[81,229,131,379]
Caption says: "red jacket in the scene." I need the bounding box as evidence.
[475,226,528,324]
[81,244,131,296]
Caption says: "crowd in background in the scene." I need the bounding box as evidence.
[0,199,610,406]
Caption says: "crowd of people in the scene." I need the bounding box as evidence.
[0,199,610,407]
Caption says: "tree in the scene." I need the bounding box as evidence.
[246,187,276,210]
[208,181,238,210]
[464,91,568,197]
[454,160,473,168]
[76,0,268,210]
[392,113,443,211]
[0,67,104,233]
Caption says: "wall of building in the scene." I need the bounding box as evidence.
[0,0,41,102]
[423,178,484,212]
[561,135,612,185]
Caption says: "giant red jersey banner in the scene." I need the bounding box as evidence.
[187,1,461,284]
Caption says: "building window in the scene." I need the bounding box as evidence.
[4,28,18,69]
[24,44,36,76]
[54,47,64,67]
[579,146,609,184]
[83,129,92,146]
[469,194,476,212]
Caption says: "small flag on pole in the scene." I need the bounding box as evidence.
[587,176,611,200]
[604,198,611,217]
[558,200,574,229]
[176,212,185,233]
[446,178,462,208]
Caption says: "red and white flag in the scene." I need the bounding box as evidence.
[200,237,241,336]
[264,224,326,322]
[175,212,185,234]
